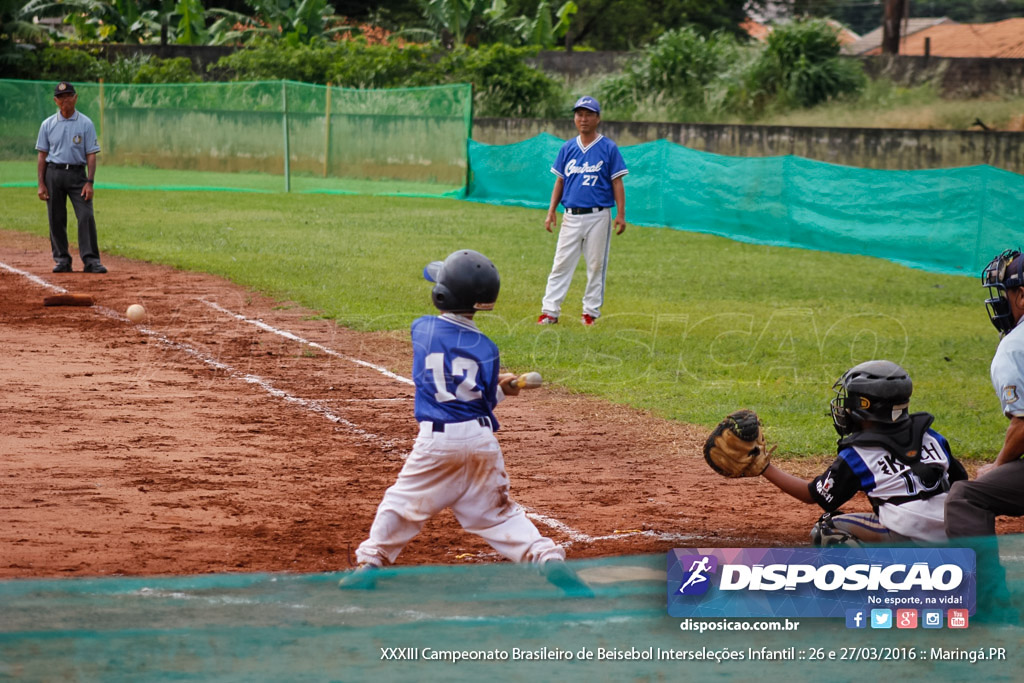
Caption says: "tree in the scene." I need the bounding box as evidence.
[207,0,353,45]
[565,0,761,50]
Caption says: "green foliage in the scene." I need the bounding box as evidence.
[132,56,202,83]
[215,40,560,117]
[33,45,104,81]
[598,27,753,120]
[749,19,866,110]
[444,43,560,116]
[208,0,353,46]
[598,20,866,122]
[569,0,755,50]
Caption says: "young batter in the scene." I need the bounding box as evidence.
[341,250,585,593]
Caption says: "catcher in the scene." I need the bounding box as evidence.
[705,360,967,545]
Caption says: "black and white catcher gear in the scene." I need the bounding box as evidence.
[830,360,913,436]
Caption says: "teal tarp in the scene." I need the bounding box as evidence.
[466,134,1024,277]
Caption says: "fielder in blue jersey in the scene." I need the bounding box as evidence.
[342,250,590,595]
[538,96,628,327]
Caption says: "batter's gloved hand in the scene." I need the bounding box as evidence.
[703,409,771,478]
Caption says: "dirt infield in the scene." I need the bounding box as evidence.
[3,231,1013,580]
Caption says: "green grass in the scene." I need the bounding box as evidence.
[0,187,1003,460]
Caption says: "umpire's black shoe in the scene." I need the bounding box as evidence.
[52,262,72,273]
[83,262,107,274]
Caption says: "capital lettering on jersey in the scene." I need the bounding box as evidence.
[564,158,605,176]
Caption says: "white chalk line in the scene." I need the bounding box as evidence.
[525,509,698,546]
[198,298,415,386]
[0,261,67,293]
[2,260,395,449]
[5,262,691,547]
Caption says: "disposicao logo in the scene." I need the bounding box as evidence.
[676,555,718,595]
[667,548,976,619]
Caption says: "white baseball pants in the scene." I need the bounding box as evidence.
[541,208,612,319]
[355,419,565,567]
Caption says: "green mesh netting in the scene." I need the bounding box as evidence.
[467,134,1024,277]
[1,538,1021,681]
[0,79,472,196]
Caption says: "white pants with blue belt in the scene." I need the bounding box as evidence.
[355,419,565,567]
[541,208,612,319]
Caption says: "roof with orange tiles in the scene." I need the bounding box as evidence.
[742,17,858,45]
[845,17,955,55]
[865,18,1024,58]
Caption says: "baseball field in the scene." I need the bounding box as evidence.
[2,186,1023,679]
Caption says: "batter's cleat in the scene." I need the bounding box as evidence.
[581,314,596,327]
[338,564,379,590]
[542,561,594,598]
[536,313,559,325]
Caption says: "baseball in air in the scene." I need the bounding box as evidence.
[126,304,147,323]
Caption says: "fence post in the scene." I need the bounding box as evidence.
[464,83,474,197]
[98,78,105,147]
[324,82,332,178]
[282,80,291,192]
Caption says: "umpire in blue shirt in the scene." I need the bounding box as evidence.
[36,81,107,274]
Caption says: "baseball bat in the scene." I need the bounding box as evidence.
[43,293,94,307]
[514,372,543,389]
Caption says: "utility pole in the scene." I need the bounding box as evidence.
[882,0,909,55]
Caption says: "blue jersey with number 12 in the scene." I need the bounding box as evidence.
[411,314,501,429]
[550,134,628,209]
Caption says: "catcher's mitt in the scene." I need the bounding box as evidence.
[703,409,771,478]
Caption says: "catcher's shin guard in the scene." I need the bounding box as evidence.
[809,512,862,548]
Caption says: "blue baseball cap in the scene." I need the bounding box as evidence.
[573,96,600,114]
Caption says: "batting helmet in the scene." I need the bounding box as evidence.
[983,249,1024,335]
[829,360,912,436]
[423,249,500,313]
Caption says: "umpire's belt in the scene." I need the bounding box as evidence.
[565,206,606,215]
[47,163,85,171]
[431,416,492,432]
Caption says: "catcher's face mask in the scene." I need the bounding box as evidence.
[983,249,1024,336]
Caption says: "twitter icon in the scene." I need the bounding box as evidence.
[871,609,892,629]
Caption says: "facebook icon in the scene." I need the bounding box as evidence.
[845,609,867,629]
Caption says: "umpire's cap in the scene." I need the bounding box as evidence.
[54,81,76,97]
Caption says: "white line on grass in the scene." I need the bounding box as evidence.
[199,298,414,386]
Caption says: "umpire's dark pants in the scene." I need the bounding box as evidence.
[945,459,1024,537]
[45,164,101,268]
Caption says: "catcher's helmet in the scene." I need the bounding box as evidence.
[830,360,912,435]
[423,249,500,313]
[983,249,1024,335]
